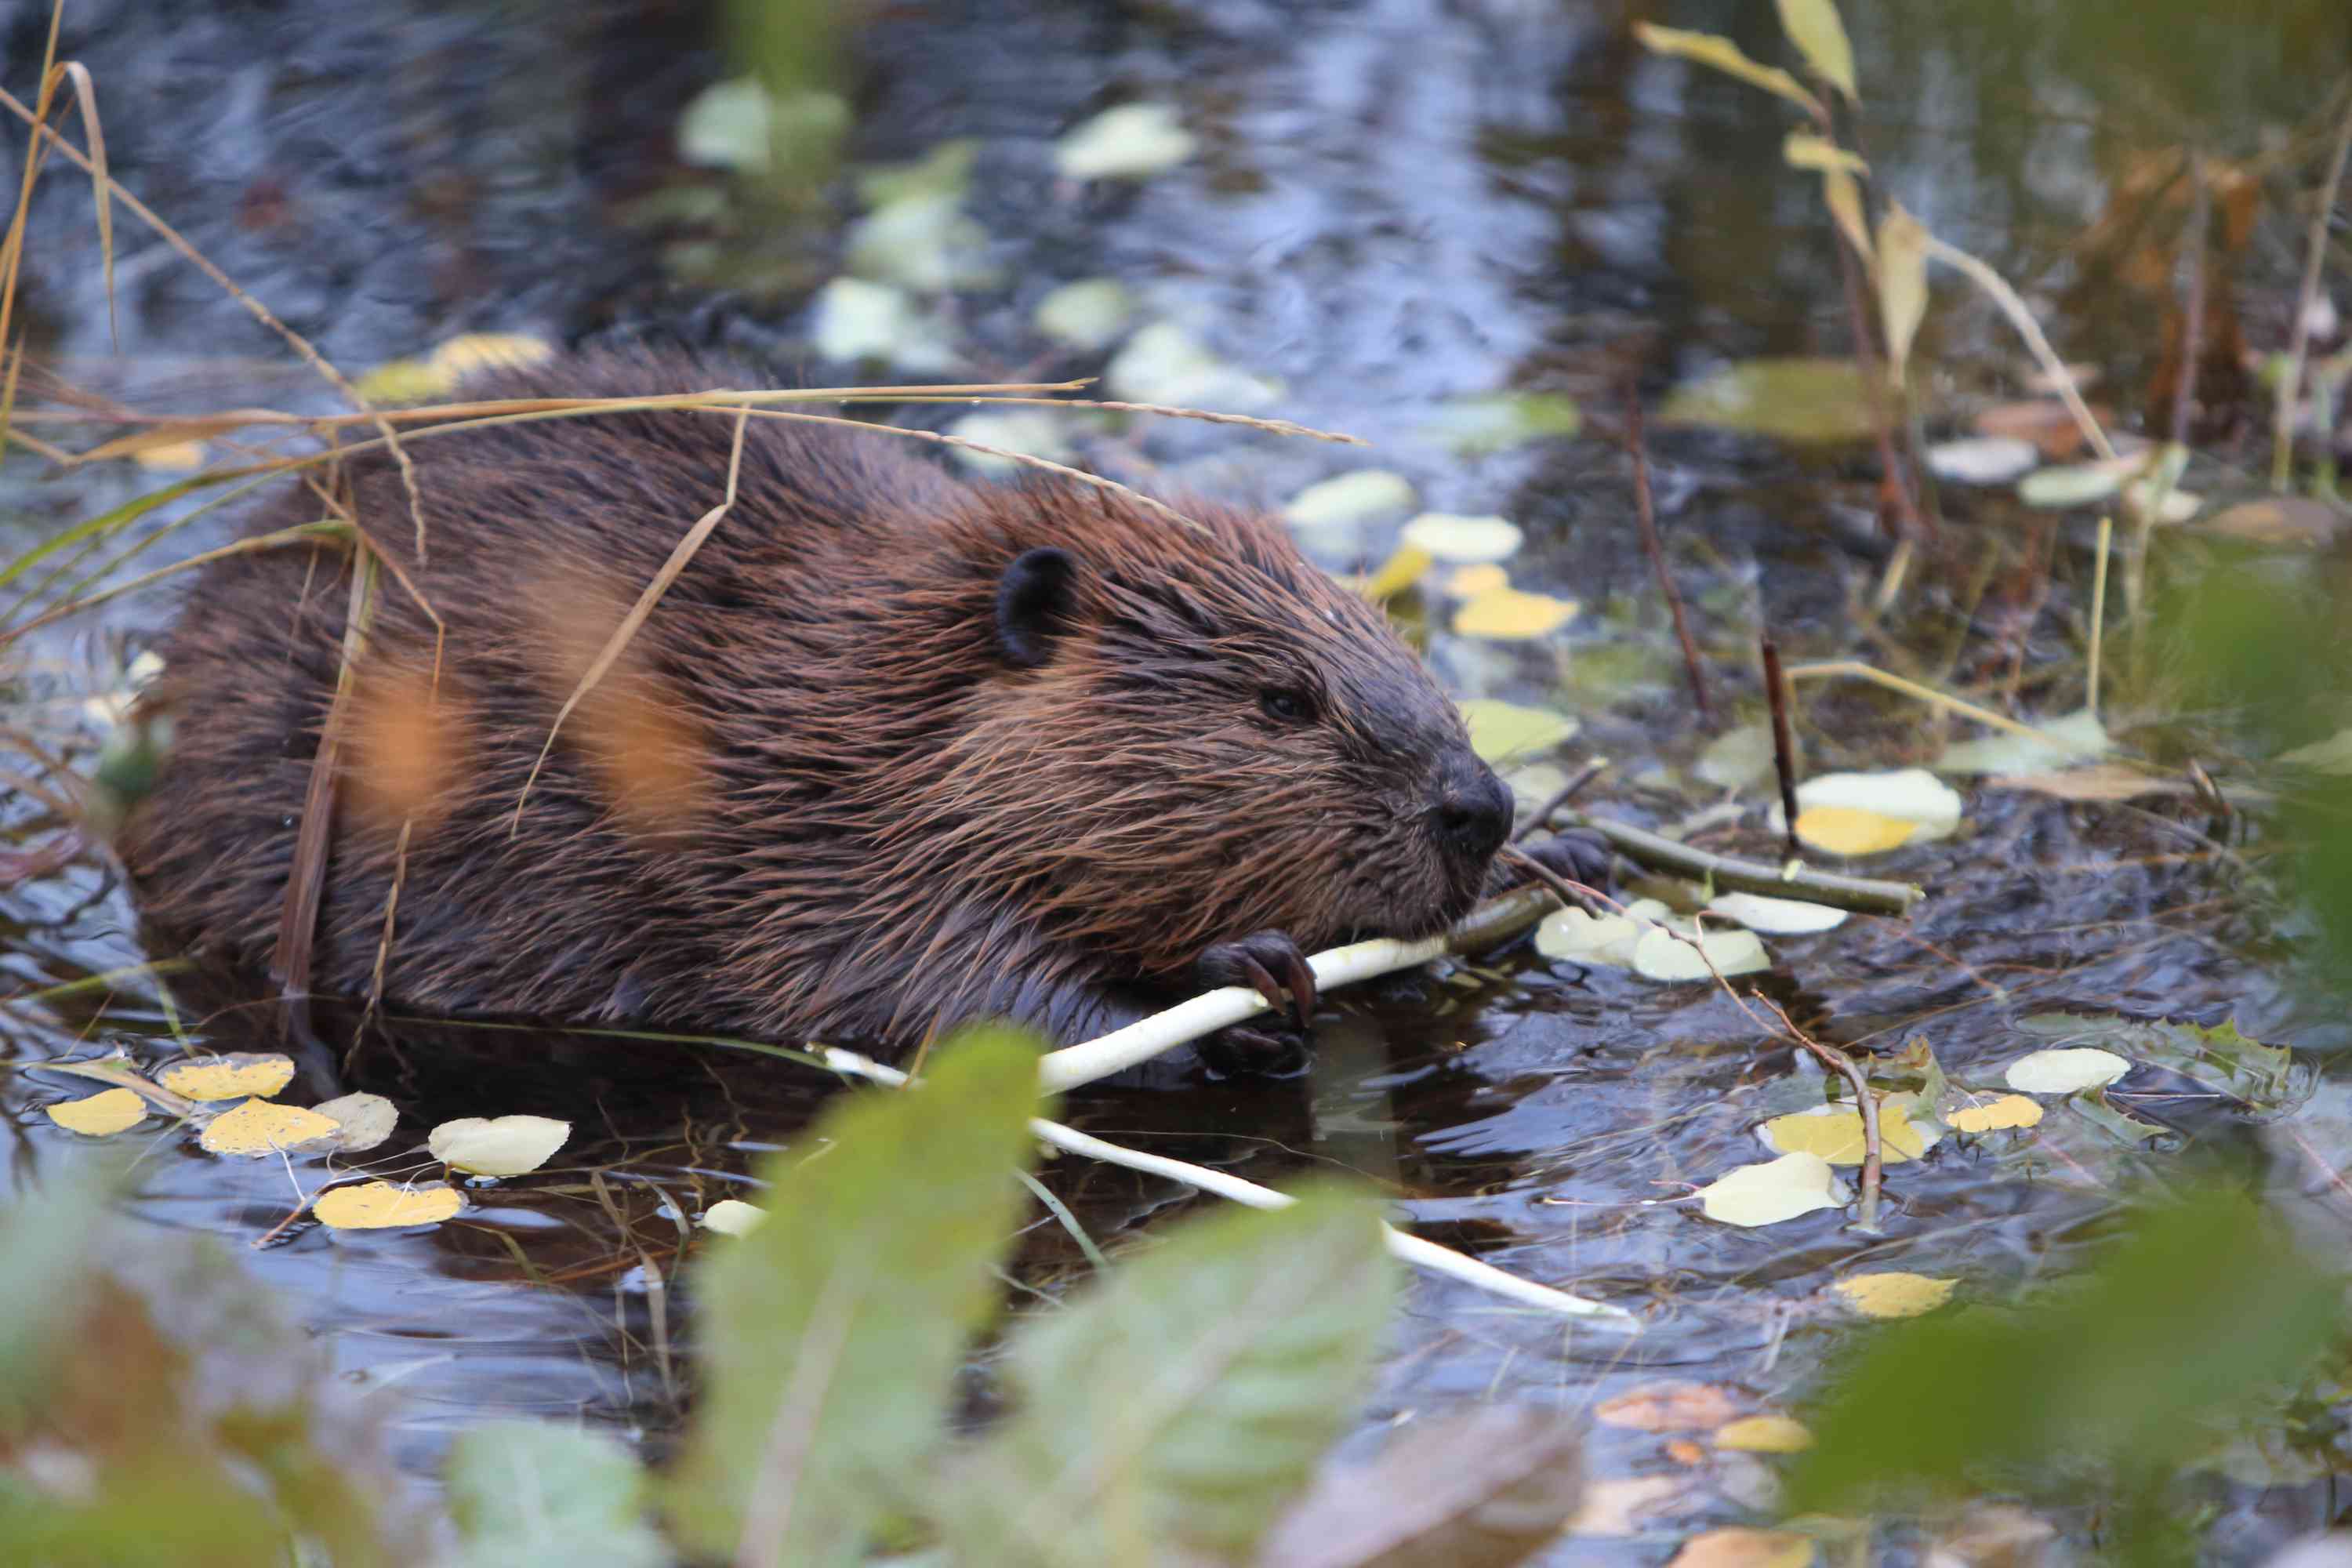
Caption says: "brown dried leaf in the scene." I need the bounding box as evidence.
[1595,1381,1741,1432]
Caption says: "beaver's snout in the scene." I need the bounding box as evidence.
[1428,752,1513,869]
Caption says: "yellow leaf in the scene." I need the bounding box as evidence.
[1833,1271,1956,1318]
[1782,132,1865,175]
[428,332,555,381]
[1819,169,1873,265]
[1401,512,1523,564]
[1793,804,1918,855]
[199,1098,343,1157]
[1715,1414,1815,1453]
[1633,24,1824,120]
[1699,1153,1844,1227]
[428,1113,572,1177]
[1669,1526,1816,1568]
[131,439,208,472]
[159,1052,296,1103]
[353,356,448,405]
[45,1087,147,1137]
[1876,201,1929,385]
[1597,1381,1742,1432]
[1759,1101,1926,1165]
[314,1181,465,1230]
[1359,542,1432,603]
[1445,562,1510,598]
[1454,586,1578,640]
[1948,1094,2044,1133]
[1774,0,1857,100]
[1459,699,1580,765]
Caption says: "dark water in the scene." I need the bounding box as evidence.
[5,0,2351,1558]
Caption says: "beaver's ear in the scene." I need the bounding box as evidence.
[994,547,1077,669]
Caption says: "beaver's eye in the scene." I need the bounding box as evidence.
[1258,687,1316,724]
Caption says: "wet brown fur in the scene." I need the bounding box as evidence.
[117,350,1510,1049]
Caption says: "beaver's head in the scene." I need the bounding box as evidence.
[900,486,1514,978]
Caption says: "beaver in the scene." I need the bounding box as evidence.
[116,350,1603,1069]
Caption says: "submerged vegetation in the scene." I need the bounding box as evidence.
[1,0,2350,1563]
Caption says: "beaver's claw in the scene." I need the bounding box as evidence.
[1517,827,1613,896]
[1197,928,1318,1029]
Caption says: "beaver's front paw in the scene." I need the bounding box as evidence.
[1515,828,1614,896]
[1196,929,1317,1078]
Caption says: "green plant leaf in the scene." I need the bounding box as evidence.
[942,1181,1396,1565]
[1876,201,1929,386]
[1632,24,1824,120]
[445,1422,665,1568]
[664,1026,1045,1566]
[1774,0,1857,100]
[1659,358,1876,445]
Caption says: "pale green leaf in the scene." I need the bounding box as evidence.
[1632,24,1824,120]
[446,1422,665,1568]
[1875,201,1929,385]
[1774,0,1857,100]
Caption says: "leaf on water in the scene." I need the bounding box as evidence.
[1459,699,1579,765]
[2016,1015,2296,1106]
[1445,562,1511,599]
[2017,458,2132,508]
[1632,923,1770,982]
[1781,132,1864,174]
[1698,1153,1845,1227]
[446,1421,666,1568]
[1032,277,1137,351]
[1668,1526,1817,1568]
[2005,1047,2129,1095]
[947,409,1074,474]
[1715,1414,1815,1453]
[1660,358,1876,445]
[1568,1475,1693,1537]
[1946,1094,2043,1134]
[855,139,978,209]
[1421,392,1582,456]
[430,332,555,383]
[1454,586,1578,641]
[1402,511,1524,563]
[1707,892,1848,935]
[314,1181,464,1231]
[1537,898,1770,983]
[2071,1087,2166,1145]
[1251,1405,1584,1568]
[1104,321,1279,412]
[1359,542,1434,604]
[1759,1102,1928,1166]
[1695,720,1776,790]
[1831,1272,1957,1319]
[1875,201,1929,385]
[354,356,453,406]
[428,1115,572,1177]
[311,1093,399,1154]
[1783,768,1963,848]
[942,1183,1394,1565]
[1596,1381,1743,1432]
[1924,435,2038,485]
[1774,0,1857,98]
[1935,708,2110,776]
[701,1198,768,1237]
[44,1087,147,1137]
[810,278,960,372]
[677,77,775,172]
[1535,906,1647,967]
[1054,103,1196,180]
[199,1098,343,1159]
[1287,470,1420,528]
[1793,804,1920,855]
[846,192,998,294]
[132,438,208,472]
[158,1051,297,1103]
[666,1029,1043,1563]
[1632,25,1824,119]
[1984,762,2183,803]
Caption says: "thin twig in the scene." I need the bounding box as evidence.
[1761,997,1882,1229]
[2277,93,2352,489]
[1762,636,1801,855]
[1546,813,1925,916]
[1922,234,2118,463]
[1511,758,1610,845]
[1624,378,1708,719]
[2087,514,2111,720]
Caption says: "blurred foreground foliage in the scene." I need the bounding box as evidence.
[0,1028,1586,1566]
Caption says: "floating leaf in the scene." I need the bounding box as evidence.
[1401,512,1524,563]
[311,1093,399,1154]
[701,1199,768,1237]
[2018,459,2131,509]
[430,333,555,383]
[1032,277,1137,352]
[1286,470,1418,528]
[855,139,978,208]
[947,409,1073,474]
[1784,768,1964,848]
[1445,562,1511,599]
[446,1421,666,1568]
[1925,435,2038,485]
[1794,804,1920,855]
[1054,103,1196,180]
[811,277,918,363]
[1104,321,1279,412]
[1632,24,1823,118]
[1454,586,1578,640]
[314,1181,465,1231]
[1459,699,1579,764]
[132,439,207,472]
[1632,923,1771,982]
[1716,1414,1815,1453]
[200,1098,342,1158]
[1695,721,1776,790]
[1936,708,2110,776]
[1597,1381,1742,1432]
[1875,202,1929,384]
[1707,892,1847,934]
[158,1052,296,1103]
[1759,1102,1928,1166]
[1534,906,1647,967]
[845,191,997,294]
[429,1115,572,1177]
[2005,1048,2129,1094]
[1359,542,1433,603]
[1668,1526,1817,1568]
[677,77,775,173]
[1421,392,1582,456]
[1985,763,2181,803]
[1698,1152,1845,1227]
[45,1087,147,1137]
[1774,0,1857,99]
[1660,358,1876,445]
[1947,1095,2043,1134]
[1832,1272,1958,1319]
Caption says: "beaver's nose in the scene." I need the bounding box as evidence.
[1431,754,1512,864]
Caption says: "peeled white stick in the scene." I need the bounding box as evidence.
[1037,886,1556,1093]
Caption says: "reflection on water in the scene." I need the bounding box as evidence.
[4,0,2350,1557]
